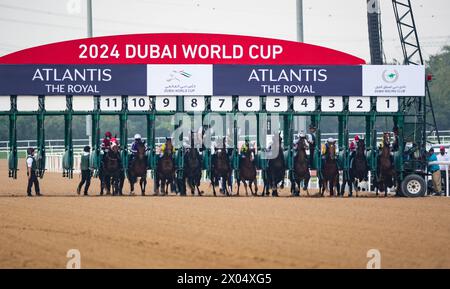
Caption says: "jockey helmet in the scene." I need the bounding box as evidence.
[349,142,356,150]
[134,134,141,140]
[327,137,334,143]
[105,131,112,138]
[440,146,445,151]
[354,135,360,142]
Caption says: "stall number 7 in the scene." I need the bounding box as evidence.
[321,96,343,112]
[211,96,233,111]
[155,96,176,111]
[100,96,122,111]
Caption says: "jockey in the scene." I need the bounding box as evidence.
[353,135,360,148]
[307,124,317,167]
[240,139,251,159]
[159,137,176,158]
[130,134,145,155]
[321,138,336,158]
[101,131,112,152]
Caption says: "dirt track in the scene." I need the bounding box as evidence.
[0,160,449,268]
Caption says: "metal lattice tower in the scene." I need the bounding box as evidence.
[392,0,440,147]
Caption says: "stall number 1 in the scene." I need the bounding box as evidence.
[376,97,398,112]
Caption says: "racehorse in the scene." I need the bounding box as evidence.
[101,144,123,196]
[292,136,311,196]
[156,138,176,195]
[349,138,369,197]
[237,144,257,196]
[376,132,397,196]
[127,141,148,196]
[320,140,339,197]
[264,133,286,197]
[211,137,233,196]
[184,132,203,196]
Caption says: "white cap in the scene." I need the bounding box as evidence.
[327,137,334,143]
[134,134,141,140]
[299,132,306,138]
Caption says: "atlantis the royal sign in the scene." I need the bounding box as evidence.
[212,65,362,96]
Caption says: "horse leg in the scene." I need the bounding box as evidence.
[236,178,241,196]
[129,176,135,195]
[211,178,217,197]
[244,181,249,197]
[140,176,146,196]
[253,179,258,196]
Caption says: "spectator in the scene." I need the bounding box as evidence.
[427,148,441,195]
[437,146,449,194]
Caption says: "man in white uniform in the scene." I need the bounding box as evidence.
[437,146,450,194]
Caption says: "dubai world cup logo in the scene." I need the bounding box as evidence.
[382,69,399,83]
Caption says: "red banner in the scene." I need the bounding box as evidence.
[0,33,365,65]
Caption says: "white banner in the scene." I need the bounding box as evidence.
[362,65,425,96]
[147,64,213,96]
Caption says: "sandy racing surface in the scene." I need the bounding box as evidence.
[0,160,449,268]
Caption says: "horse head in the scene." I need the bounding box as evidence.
[165,138,173,156]
[327,141,336,160]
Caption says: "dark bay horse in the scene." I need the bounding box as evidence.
[320,141,339,197]
[184,133,203,196]
[237,144,257,196]
[377,132,397,196]
[101,144,123,196]
[211,138,233,196]
[264,133,285,197]
[292,136,311,196]
[156,138,176,195]
[350,139,369,197]
[128,141,147,196]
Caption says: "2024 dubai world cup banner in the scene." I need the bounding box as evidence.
[0,33,424,96]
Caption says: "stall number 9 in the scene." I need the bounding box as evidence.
[155,96,176,111]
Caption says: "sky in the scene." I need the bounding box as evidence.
[0,0,449,63]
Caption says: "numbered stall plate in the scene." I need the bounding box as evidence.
[211,96,233,112]
[184,96,205,112]
[349,97,371,112]
[155,96,176,111]
[238,96,260,112]
[17,96,39,111]
[266,96,288,112]
[0,96,10,111]
[72,96,95,111]
[293,96,315,112]
[321,96,343,112]
[100,96,122,111]
[45,96,67,111]
[376,97,398,112]
[128,96,151,111]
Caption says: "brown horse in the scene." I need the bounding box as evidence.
[320,141,339,197]
[264,133,285,197]
[292,136,311,196]
[377,132,397,196]
[127,141,147,196]
[101,144,122,196]
[156,138,176,195]
[237,142,257,196]
[211,137,233,196]
[183,132,203,196]
[349,138,369,197]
